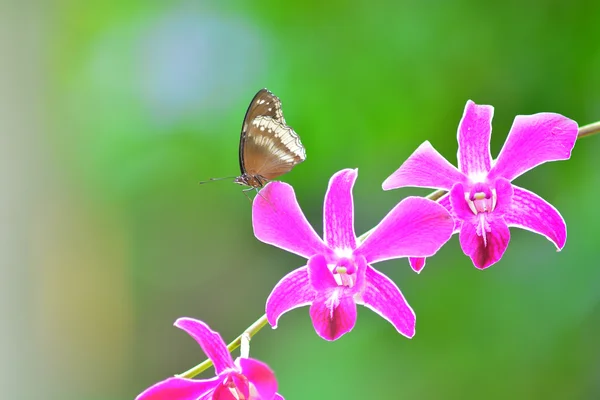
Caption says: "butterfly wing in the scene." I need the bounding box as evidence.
[242,115,306,180]
[239,89,286,175]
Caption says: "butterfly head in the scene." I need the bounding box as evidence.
[234,174,267,189]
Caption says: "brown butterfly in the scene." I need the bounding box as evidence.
[234,89,306,189]
[200,89,306,191]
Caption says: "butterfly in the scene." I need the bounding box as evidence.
[234,89,306,189]
[200,89,306,192]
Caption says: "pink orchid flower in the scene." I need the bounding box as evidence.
[136,318,283,400]
[383,100,578,270]
[252,169,453,341]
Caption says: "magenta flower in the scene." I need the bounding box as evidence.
[252,169,453,341]
[383,100,578,270]
[136,318,283,400]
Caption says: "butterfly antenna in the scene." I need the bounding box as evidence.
[199,176,237,185]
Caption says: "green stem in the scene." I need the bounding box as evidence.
[578,121,600,139]
[178,314,269,379]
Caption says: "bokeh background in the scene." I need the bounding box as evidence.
[2,1,600,399]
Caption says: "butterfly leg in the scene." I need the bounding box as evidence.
[241,187,255,203]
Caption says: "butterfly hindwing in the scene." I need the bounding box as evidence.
[243,116,306,180]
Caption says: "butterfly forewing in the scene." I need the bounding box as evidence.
[239,89,286,176]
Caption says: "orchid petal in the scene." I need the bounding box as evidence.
[309,292,357,341]
[213,383,237,400]
[136,376,220,400]
[174,318,234,374]
[408,257,426,273]
[459,217,511,269]
[407,194,459,273]
[231,374,250,400]
[238,358,278,400]
[323,168,358,250]
[438,193,462,231]
[489,113,578,181]
[491,178,514,215]
[382,141,466,191]
[274,394,285,400]
[253,182,331,259]
[265,267,315,328]
[449,182,476,221]
[308,254,337,292]
[504,185,567,250]
[356,197,453,264]
[360,265,416,338]
[457,101,494,177]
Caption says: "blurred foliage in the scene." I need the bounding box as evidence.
[3,0,600,399]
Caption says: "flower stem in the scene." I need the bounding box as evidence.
[578,121,600,139]
[177,314,269,379]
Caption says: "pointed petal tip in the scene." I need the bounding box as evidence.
[409,257,426,273]
[381,141,464,191]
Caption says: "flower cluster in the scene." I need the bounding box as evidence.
[137,101,580,399]
[136,318,283,400]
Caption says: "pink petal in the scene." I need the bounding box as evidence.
[309,292,357,341]
[136,376,220,400]
[457,100,494,177]
[252,182,331,259]
[307,254,338,292]
[408,257,426,273]
[488,113,578,181]
[491,178,514,215]
[323,169,358,250]
[174,318,234,374]
[439,192,462,232]
[360,265,416,338]
[213,384,237,400]
[274,394,285,400]
[356,197,454,264]
[265,267,315,328]
[459,217,511,269]
[504,185,567,250]
[449,182,477,222]
[406,193,460,273]
[238,358,278,400]
[231,374,250,400]
[382,141,466,191]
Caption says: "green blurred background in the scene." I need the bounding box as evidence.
[2,1,599,399]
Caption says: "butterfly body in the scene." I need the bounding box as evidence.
[235,89,306,189]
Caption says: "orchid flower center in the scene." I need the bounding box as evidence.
[333,257,357,288]
[464,182,497,247]
[223,373,249,400]
[465,182,497,215]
